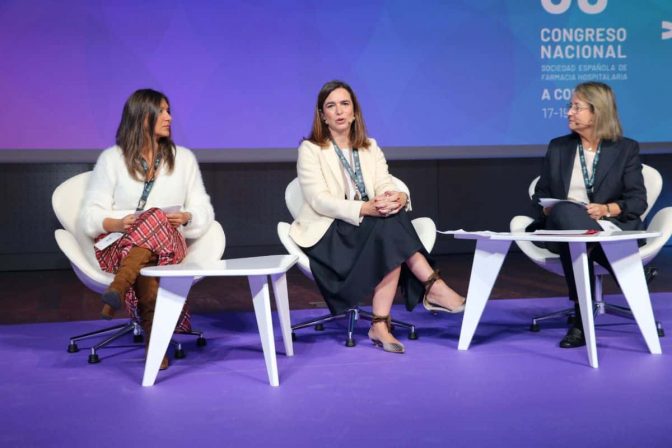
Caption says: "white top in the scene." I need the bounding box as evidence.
[567,147,596,204]
[79,145,214,240]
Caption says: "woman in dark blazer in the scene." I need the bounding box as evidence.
[528,82,647,348]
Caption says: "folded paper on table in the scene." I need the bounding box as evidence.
[437,229,510,237]
[532,229,600,235]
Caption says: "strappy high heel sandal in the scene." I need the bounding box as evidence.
[422,269,466,314]
[368,314,405,354]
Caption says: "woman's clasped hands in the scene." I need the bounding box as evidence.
[373,191,407,217]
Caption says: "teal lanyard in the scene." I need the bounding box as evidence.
[136,154,162,211]
[332,140,369,201]
[577,142,601,201]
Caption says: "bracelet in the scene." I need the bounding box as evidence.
[605,203,612,218]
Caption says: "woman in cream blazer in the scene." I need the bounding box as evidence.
[289,80,465,354]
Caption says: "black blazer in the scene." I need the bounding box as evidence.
[530,133,647,231]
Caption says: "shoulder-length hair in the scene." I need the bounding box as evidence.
[306,80,370,149]
[574,82,623,142]
[115,89,176,180]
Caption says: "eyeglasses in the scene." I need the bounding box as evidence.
[566,103,592,113]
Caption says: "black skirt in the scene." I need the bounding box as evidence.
[303,209,431,315]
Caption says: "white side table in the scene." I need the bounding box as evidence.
[454,231,662,368]
[140,254,298,387]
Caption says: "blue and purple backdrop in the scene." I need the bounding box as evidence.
[1,0,670,153]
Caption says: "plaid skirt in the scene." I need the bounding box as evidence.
[94,208,191,332]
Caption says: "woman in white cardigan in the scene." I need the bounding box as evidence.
[80,89,214,369]
[290,80,465,354]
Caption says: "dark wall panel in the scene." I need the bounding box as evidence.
[2,154,670,271]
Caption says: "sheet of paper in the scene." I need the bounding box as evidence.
[94,232,123,250]
[134,205,182,216]
[532,229,599,235]
[437,229,509,236]
[597,220,621,232]
[538,198,587,208]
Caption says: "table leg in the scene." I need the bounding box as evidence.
[248,275,279,387]
[568,242,598,368]
[271,272,294,357]
[600,240,662,355]
[458,239,511,350]
[142,276,193,387]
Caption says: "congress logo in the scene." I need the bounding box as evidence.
[541,0,608,15]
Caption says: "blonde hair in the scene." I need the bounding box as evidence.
[574,82,623,141]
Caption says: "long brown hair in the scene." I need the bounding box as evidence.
[115,89,176,180]
[574,82,623,142]
[307,80,370,149]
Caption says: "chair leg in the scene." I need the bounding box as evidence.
[603,303,665,337]
[600,266,664,337]
[291,311,349,332]
[179,329,207,347]
[291,307,419,345]
[345,309,357,347]
[86,322,138,364]
[67,321,139,354]
[530,307,575,332]
[168,330,208,359]
[69,320,207,364]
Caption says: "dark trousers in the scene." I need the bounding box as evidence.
[541,203,618,328]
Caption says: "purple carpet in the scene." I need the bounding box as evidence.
[2,294,671,447]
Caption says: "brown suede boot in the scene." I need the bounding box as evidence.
[100,246,156,320]
[136,275,169,370]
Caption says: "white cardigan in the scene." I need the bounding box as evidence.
[79,145,214,240]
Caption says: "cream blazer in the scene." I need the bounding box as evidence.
[289,138,405,248]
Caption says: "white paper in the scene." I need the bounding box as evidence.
[437,229,509,236]
[597,220,621,232]
[94,232,124,250]
[134,205,182,216]
[532,229,599,235]
[538,198,587,208]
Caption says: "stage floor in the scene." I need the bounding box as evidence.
[2,294,671,447]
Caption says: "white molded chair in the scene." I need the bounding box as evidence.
[277,176,437,346]
[53,171,226,363]
[510,164,672,335]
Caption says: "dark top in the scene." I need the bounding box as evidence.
[529,133,647,231]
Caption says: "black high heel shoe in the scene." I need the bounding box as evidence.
[422,269,466,314]
[368,314,405,354]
